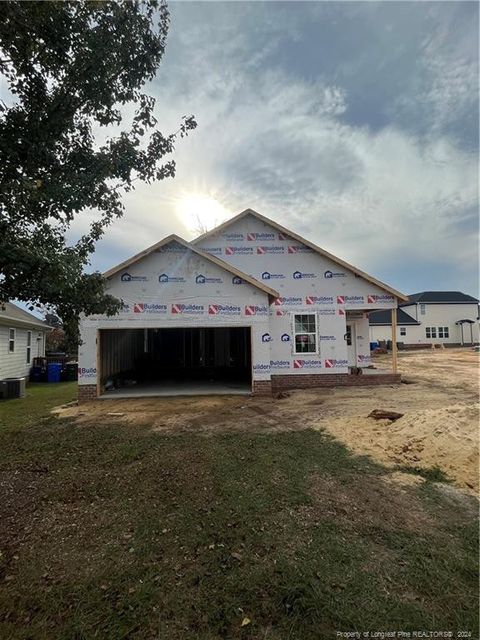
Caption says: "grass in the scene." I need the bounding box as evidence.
[396,464,453,483]
[0,381,77,431]
[0,385,478,639]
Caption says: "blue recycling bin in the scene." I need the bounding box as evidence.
[47,363,62,383]
[370,341,379,351]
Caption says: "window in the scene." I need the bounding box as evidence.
[293,314,317,354]
[438,326,449,338]
[426,327,437,338]
[8,328,15,352]
[26,331,32,364]
[420,304,426,315]
[400,327,406,336]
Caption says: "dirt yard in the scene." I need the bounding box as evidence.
[57,348,479,494]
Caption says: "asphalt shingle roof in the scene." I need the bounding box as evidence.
[401,291,479,305]
[369,308,419,326]
[0,302,48,328]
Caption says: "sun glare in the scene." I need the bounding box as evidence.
[176,194,229,234]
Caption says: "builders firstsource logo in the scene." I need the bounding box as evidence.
[245,305,268,316]
[261,333,272,342]
[324,270,346,279]
[367,294,395,304]
[78,367,96,378]
[287,245,314,254]
[223,232,244,241]
[171,303,204,315]
[232,276,243,285]
[133,303,167,314]
[324,358,348,368]
[247,232,275,241]
[253,362,271,374]
[319,335,336,342]
[157,244,187,254]
[343,295,365,305]
[270,360,290,370]
[257,245,285,255]
[201,247,223,256]
[306,295,334,305]
[274,296,303,306]
[208,304,241,316]
[317,308,336,316]
[225,246,254,256]
[293,359,323,369]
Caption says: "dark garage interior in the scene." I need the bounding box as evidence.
[99,327,251,397]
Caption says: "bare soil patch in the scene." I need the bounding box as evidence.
[57,348,479,494]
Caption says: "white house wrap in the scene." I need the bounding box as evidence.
[78,210,406,400]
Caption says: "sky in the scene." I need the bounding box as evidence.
[19,2,480,297]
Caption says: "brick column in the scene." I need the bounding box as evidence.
[252,380,272,396]
[78,384,98,403]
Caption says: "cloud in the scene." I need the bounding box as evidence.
[9,2,478,295]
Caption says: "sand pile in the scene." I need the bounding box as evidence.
[314,403,479,494]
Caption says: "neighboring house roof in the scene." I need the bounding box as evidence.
[369,308,420,326]
[193,209,408,302]
[0,302,48,329]
[103,234,280,299]
[401,291,479,305]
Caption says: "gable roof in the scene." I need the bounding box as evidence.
[103,234,279,299]
[0,302,48,329]
[401,291,479,305]
[369,308,420,326]
[193,209,408,301]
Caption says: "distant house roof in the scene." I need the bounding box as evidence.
[401,291,479,305]
[369,308,419,326]
[0,302,48,329]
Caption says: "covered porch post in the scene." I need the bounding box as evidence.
[391,307,398,374]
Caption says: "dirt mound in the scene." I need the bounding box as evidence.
[313,403,479,494]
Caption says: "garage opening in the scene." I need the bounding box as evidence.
[99,327,251,397]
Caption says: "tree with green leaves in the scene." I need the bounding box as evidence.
[0,0,196,341]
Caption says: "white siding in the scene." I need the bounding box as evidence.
[369,302,479,344]
[0,325,46,379]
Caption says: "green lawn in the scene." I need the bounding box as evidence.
[0,384,477,639]
[0,381,77,431]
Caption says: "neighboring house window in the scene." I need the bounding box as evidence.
[8,328,15,352]
[400,327,406,336]
[420,304,426,315]
[438,327,449,338]
[27,331,32,364]
[293,314,317,354]
[426,327,437,338]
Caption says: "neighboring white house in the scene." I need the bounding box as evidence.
[78,209,407,400]
[0,302,48,379]
[369,291,479,346]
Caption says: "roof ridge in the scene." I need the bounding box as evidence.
[102,233,279,299]
[193,209,408,301]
